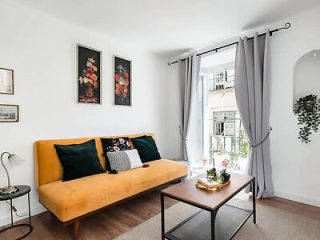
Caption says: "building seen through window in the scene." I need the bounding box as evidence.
[208,68,235,91]
[195,47,249,174]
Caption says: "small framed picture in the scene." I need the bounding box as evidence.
[0,104,19,123]
[77,45,101,104]
[114,56,132,106]
[0,68,14,95]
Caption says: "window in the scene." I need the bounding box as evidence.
[208,68,235,92]
[199,47,249,174]
[224,122,234,136]
[215,122,223,135]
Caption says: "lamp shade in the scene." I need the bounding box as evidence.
[7,154,25,166]
[0,152,25,195]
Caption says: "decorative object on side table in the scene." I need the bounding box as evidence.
[0,104,19,123]
[78,45,101,104]
[0,153,32,239]
[0,152,25,195]
[293,94,320,143]
[114,56,131,106]
[196,159,230,191]
[0,68,14,94]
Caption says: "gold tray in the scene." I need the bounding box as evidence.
[195,180,230,191]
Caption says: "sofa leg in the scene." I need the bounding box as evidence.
[73,221,80,240]
[173,178,182,184]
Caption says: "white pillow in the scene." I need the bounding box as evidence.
[107,149,143,172]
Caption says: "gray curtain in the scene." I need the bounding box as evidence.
[235,32,274,198]
[179,54,201,160]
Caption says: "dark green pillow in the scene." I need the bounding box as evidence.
[54,139,104,181]
[131,136,161,163]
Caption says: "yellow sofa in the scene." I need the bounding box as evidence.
[34,133,187,239]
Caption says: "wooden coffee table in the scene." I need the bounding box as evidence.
[161,173,255,240]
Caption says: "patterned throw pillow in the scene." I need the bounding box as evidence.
[104,137,131,152]
[101,137,132,171]
[106,149,143,172]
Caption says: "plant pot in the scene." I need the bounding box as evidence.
[304,100,315,112]
[86,84,95,98]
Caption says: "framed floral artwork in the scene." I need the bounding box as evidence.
[0,68,14,95]
[78,45,101,104]
[114,56,131,106]
[0,104,19,123]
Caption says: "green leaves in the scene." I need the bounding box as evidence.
[206,168,230,184]
[293,94,320,143]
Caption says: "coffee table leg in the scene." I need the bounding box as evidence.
[211,210,218,240]
[252,178,256,224]
[161,193,165,240]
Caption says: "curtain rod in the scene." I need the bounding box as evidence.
[168,22,291,66]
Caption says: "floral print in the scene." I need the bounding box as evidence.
[114,57,131,106]
[115,64,129,99]
[78,46,101,104]
[106,138,131,152]
[79,57,99,90]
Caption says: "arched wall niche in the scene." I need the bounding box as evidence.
[293,49,320,108]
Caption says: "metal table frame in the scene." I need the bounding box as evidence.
[0,185,33,240]
[161,178,256,240]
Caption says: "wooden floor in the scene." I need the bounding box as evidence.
[0,187,177,240]
[258,196,320,221]
[1,188,320,240]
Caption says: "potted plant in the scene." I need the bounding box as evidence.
[206,159,230,184]
[293,94,320,143]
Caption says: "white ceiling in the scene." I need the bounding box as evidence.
[14,0,320,56]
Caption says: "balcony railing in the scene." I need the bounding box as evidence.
[208,75,235,92]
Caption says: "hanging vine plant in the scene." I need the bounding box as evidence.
[293,94,320,143]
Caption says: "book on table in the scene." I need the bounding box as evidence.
[197,178,221,188]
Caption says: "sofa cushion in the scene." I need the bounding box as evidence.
[54,139,104,181]
[34,133,155,187]
[131,135,161,163]
[101,137,132,171]
[38,159,187,222]
[107,149,143,172]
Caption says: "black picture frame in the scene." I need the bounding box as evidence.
[114,56,131,106]
[0,104,19,123]
[77,45,101,104]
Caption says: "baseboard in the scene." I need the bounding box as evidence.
[0,205,47,228]
[274,191,320,207]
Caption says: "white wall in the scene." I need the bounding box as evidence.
[269,7,320,207]
[0,0,170,226]
[167,7,320,206]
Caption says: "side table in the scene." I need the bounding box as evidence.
[0,185,33,239]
